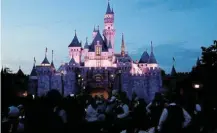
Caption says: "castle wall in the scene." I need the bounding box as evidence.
[64,72,77,96]
[38,75,50,96]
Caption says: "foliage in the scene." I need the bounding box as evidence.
[1,67,29,109]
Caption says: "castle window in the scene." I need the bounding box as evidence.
[108,27,110,29]
[96,46,101,56]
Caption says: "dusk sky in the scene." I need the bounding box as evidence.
[1,0,217,74]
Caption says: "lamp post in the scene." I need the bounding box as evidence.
[61,71,64,96]
[193,83,202,101]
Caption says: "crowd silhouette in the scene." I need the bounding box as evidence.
[2,89,217,133]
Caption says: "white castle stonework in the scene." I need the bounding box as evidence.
[28,1,162,103]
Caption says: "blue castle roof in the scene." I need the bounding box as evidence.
[139,50,149,63]
[106,1,113,14]
[41,56,50,64]
[88,30,108,52]
[68,31,81,47]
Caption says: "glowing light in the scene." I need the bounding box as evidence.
[70,94,74,97]
[23,91,27,97]
[111,74,114,77]
[83,86,86,89]
[32,95,35,99]
[194,84,200,89]
[78,74,81,77]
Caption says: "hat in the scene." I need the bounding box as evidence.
[8,106,20,118]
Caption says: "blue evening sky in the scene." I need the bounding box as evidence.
[1,0,217,74]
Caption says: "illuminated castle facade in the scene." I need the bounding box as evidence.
[28,1,162,102]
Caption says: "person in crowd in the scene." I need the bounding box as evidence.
[85,97,101,133]
[113,92,131,133]
[132,98,150,133]
[2,106,24,133]
[157,92,192,133]
[146,92,166,128]
[46,89,67,133]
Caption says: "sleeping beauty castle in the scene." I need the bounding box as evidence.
[28,1,162,102]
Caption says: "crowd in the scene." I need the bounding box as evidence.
[2,89,217,133]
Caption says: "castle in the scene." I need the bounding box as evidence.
[28,1,162,102]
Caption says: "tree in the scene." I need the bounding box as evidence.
[191,40,217,105]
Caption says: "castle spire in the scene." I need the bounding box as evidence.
[151,41,153,53]
[121,33,125,56]
[171,57,177,76]
[148,41,157,63]
[52,50,54,62]
[106,0,112,14]
[45,47,48,57]
[34,57,36,67]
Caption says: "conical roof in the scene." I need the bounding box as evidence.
[148,42,157,64]
[88,30,108,52]
[17,67,24,76]
[51,61,55,68]
[106,1,112,14]
[41,56,50,64]
[30,66,37,76]
[84,37,89,49]
[69,58,76,65]
[171,65,177,76]
[139,50,149,63]
[68,31,81,47]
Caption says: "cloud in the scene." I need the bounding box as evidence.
[129,41,201,73]
[135,0,215,11]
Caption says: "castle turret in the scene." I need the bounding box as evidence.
[68,30,82,64]
[41,47,50,66]
[28,57,38,95]
[16,66,24,76]
[147,41,158,69]
[51,50,55,70]
[103,0,115,52]
[139,49,149,64]
[121,33,125,56]
[92,25,98,39]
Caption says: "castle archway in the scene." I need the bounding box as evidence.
[88,87,109,99]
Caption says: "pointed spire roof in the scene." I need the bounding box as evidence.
[17,66,24,76]
[30,57,37,76]
[171,65,177,76]
[121,33,125,56]
[51,50,55,68]
[41,47,50,64]
[89,28,108,52]
[106,0,112,14]
[84,37,89,49]
[93,25,97,32]
[148,41,157,64]
[69,58,76,65]
[1,66,4,73]
[139,49,149,63]
[68,30,82,47]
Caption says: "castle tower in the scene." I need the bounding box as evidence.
[92,25,98,39]
[147,41,158,69]
[103,0,115,52]
[51,50,55,70]
[121,33,125,56]
[41,47,50,66]
[28,57,38,95]
[68,30,82,64]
